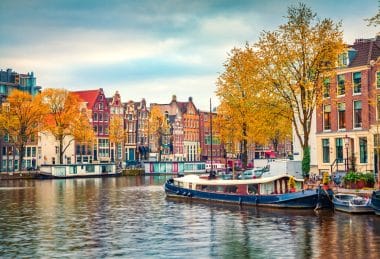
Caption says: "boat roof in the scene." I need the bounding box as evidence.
[173,174,304,186]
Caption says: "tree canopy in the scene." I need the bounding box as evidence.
[41,88,94,164]
[0,90,46,170]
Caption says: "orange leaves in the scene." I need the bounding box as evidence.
[256,3,345,149]
[109,116,124,144]
[40,88,94,162]
[0,90,46,142]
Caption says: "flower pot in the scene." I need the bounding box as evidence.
[356,180,365,189]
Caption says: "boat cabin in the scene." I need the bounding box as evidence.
[172,174,303,195]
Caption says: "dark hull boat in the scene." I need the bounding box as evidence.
[164,174,333,209]
[371,190,380,215]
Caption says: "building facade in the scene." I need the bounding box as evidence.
[199,111,224,162]
[74,88,110,163]
[316,36,380,176]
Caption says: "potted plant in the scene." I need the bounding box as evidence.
[343,171,360,189]
[288,176,296,192]
[322,172,330,190]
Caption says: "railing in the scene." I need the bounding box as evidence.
[330,158,348,174]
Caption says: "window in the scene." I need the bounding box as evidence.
[94,125,98,133]
[93,113,98,121]
[377,71,380,88]
[336,138,343,163]
[98,103,104,110]
[359,137,367,163]
[353,72,361,94]
[377,95,380,121]
[337,74,345,95]
[353,101,362,128]
[322,139,330,163]
[338,103,345,129]
[338,53,348,67]
[99,113,103,121]
[323,105,331,130]
[323,78,330,98]
[375,134,380,148]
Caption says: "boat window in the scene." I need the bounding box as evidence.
[225,185,237,193]
[86,165,95,173]
[261,182,274,195]
[248,184,259,194]
[69,166,77,175]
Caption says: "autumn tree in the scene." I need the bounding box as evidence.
[72,107,95,162]
[41,88,94,164]
[109,115,124,164]
[216,45,279,168]
[257,3,345,177]
[0,90,46,170]
[149,106,169,161]
[366,6,380,27]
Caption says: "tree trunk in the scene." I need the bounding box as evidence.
[59,138,64,164]
[242,122,248,169]
[18,144,25,171]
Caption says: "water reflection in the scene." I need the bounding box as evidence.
[0,176,379,258]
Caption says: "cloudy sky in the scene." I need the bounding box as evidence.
[0,0,378,110]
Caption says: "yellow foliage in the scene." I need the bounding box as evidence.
[256,3,345,151]
[109,116,124,144]
[0,90,46,169]
[41,88,92,163]
[149,106,169,154]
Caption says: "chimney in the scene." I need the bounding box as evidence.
[172,95,177,102]
[188,96,193,102]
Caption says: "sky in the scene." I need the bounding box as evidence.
[0,0,379,110]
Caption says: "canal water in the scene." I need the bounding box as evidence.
[0,176,379,258]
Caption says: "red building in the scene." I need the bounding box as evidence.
[316,35,380,174]
[73,88,110,162]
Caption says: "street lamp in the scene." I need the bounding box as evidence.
[345,134,350,172]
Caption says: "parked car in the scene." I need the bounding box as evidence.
[238,168,266,179]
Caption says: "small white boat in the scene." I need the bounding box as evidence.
[333,194,373,214]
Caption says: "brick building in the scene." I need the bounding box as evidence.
[316,35,380,175]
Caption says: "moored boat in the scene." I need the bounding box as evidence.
[37,163,121,179]
[164,174,333,209]
[333,194,373,214]
[371,190,380,215]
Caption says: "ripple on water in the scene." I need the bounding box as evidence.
[1,177,380,258]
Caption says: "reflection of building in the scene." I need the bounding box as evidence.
[316,35,380,175]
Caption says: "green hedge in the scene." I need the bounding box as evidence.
[343,171,375,186]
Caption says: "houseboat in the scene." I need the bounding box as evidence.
[164,174,333,209]
[371,190,380,215]
[144,161,206,175]
[37,163,120,179]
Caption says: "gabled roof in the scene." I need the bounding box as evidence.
[72,89,100,109]
[349,35,380,67]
